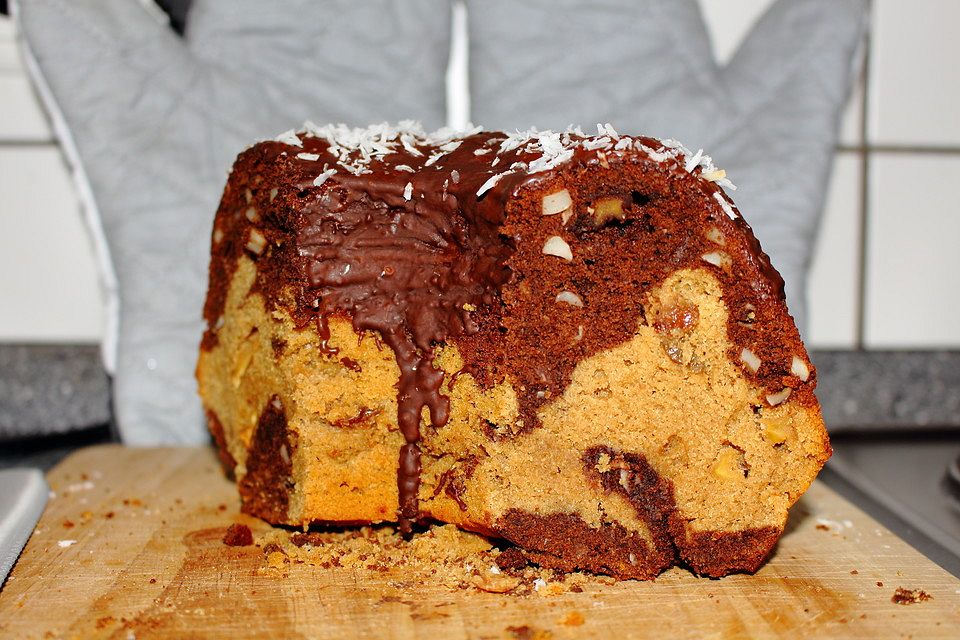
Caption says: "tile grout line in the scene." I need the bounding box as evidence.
[837,144,960,155]
[0,140,57,146]
[855,2,873,352]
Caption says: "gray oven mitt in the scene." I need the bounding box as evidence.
[469,0,867,334]
[14,0,451,444]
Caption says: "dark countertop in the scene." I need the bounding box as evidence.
[813,350,960,430]
[0,344,110,440]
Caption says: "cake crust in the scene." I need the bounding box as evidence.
[197,123,830,579]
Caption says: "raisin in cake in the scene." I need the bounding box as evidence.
[196,122,830,580]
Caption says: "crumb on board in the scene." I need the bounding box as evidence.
[505,624,553,640]
[559,611,585,626]
[253,523,592,596]
[891,587,932,605]
[95,616,115,630]
[222,523,254,547]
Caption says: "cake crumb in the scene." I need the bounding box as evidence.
[891,587,932,605]
[559,611,585,626]
[495,547,528,571]
[267,551,288,569]
[252,522,598,596]
[96,616,115,630]
[223,523,254,547]
[505,625,552,640]
[471,571,522,593]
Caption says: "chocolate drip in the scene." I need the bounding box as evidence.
[315,315,340,357]
[398,443,421,527]
[294,135,512,532]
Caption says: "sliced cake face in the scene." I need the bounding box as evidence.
[197,124,830,580]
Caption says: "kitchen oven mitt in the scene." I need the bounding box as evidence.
[14,0,451,444]
[468,0,867,334]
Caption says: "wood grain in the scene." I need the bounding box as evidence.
[1,445,958,639]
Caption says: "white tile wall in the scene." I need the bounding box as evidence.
[0,34,20,70]
[807,153,861,348]
[838,72,864,147]
[1,5,958,349]
[0,75,53,140]
[0,17,51,140]
[446,1,470,130]
[872,0,960,145]
[0,14,103,342]
[698,0,774,65]
[0,146,104,342]
[0,12,13,39]
[865,154,960,347]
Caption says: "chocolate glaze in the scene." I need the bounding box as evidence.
[290,133,523,532]
[202,125,813,534]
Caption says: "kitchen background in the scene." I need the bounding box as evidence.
[1,0,958,351]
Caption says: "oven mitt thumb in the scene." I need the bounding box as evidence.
[469,0,868,335]
[14,0,451,444]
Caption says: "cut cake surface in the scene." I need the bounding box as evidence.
[196,123,830,580]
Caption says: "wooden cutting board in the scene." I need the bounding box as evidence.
[1,445,958,639]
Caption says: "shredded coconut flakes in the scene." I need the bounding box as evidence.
[273,122,735,201]
[313,165,337,187]
[582,136,613,151]
[477,173,505,196]
[275,129,303,147]
[713,191,738,219]
[661,138,737,191]
[299,121,481,178]
[599,122,619,139]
